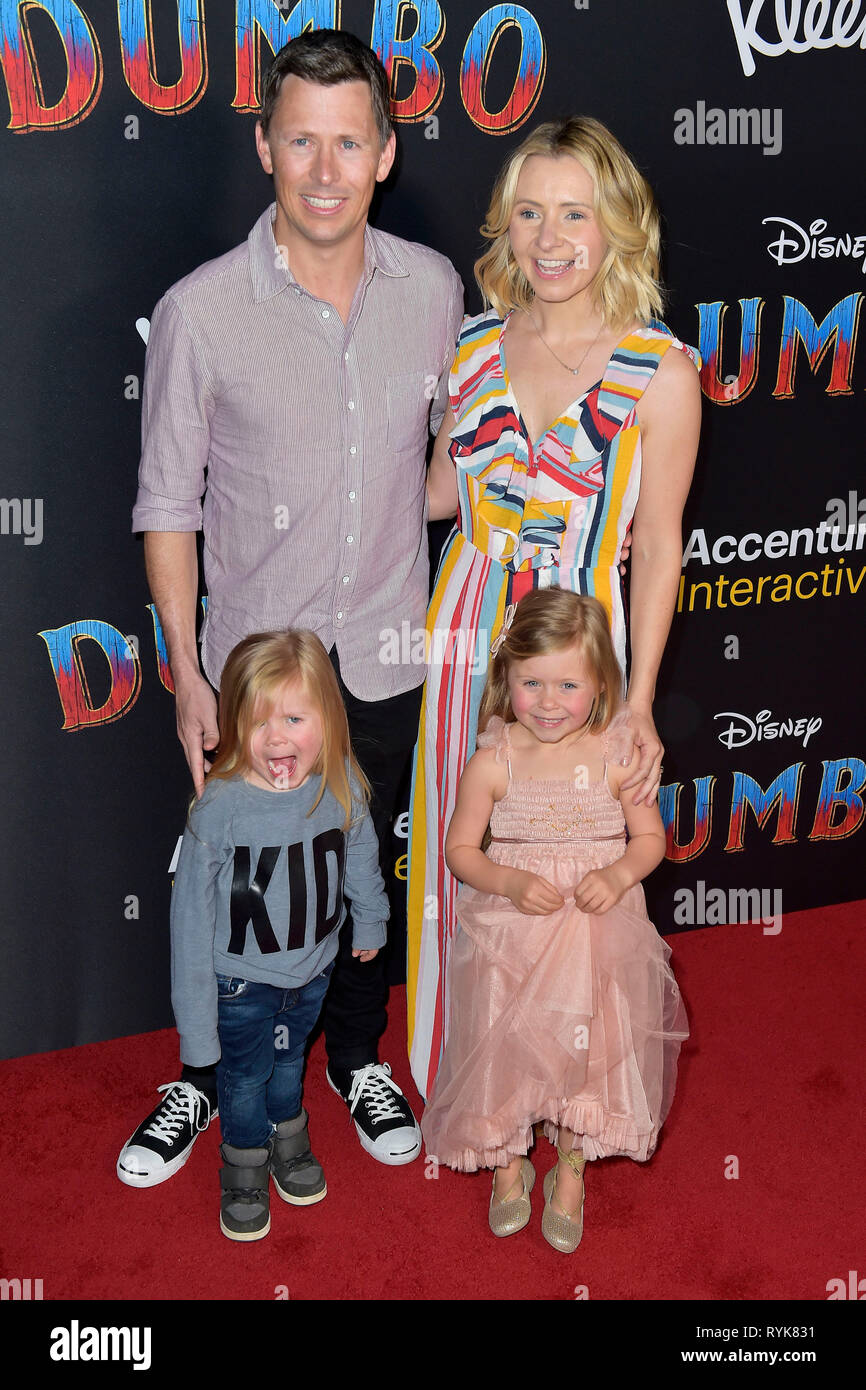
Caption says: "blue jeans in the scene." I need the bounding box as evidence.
[216,963,333,1149]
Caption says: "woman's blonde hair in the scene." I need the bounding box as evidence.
[475,116,663,327]
[206,630,368,828]
[478,588,623,735]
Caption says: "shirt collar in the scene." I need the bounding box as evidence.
[248,204,410,302]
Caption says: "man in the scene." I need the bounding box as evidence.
[119,29,463,1187]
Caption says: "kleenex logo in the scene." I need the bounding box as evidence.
[727,0,866,78]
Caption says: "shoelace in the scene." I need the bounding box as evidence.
[142,1082,208,1146]
[346,1063,407,1125]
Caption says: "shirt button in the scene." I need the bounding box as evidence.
[347,400,355,410]
[322,309,330,319]
[336,611,343,620]
[342,575,350,584]
[344,351,349,360]
[346,535,354,544]
[349,446,357,455]
[348,491,356,500]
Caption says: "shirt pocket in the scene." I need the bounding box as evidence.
[386,370,431,456]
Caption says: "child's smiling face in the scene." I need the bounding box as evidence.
[506,642,601,745]
[245,679,324,791]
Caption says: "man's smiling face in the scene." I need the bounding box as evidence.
[255,75,395,259]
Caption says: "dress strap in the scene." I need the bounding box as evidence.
[502,721,514,788]
[597,326,701,428]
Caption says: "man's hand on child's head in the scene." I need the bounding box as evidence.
[352,948,379,962]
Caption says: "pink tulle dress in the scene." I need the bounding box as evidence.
[420,717,689,1170]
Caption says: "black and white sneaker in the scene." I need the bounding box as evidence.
[327,1061,421,1166]
[117,1081,217,1188]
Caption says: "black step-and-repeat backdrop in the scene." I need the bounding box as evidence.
[1,1,863,1058]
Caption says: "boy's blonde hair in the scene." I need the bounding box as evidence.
[207,630,368,828]
[475,115,663,327]
[478,588,623,735]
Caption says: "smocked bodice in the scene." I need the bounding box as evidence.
[480,717,626,845]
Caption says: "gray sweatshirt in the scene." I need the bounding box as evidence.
[170,773,388,1066]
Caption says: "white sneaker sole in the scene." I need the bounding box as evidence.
[219,1214,271,1242]
[116,1105,218,1188]
[326,1070,421,1165]
[357,1129,421,1166]
[116,1145,194,1189]
[272,1177,328,1205]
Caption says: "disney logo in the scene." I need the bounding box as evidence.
[763,217,866,272]
[714,709,822,750]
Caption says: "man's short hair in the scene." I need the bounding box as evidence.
[259,28,393,146]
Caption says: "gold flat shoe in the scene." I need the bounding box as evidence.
[542,1148,585,1253]
[488,1157,536,1237]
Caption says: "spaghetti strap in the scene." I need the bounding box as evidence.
[502,723,513,788]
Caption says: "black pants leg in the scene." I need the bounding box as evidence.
[321,650,423,1071]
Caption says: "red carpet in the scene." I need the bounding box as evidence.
[1,901,863,1302]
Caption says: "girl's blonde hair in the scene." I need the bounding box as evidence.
[207,630,368,828]
[475,116,663,327]
[478,588,623,735]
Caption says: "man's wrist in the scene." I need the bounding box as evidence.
[170,659,207,690]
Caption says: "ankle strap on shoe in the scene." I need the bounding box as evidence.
[557,1145,586,1175]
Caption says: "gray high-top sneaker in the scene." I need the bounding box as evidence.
[270,1109,327,1206]
[219,1141,272,1241]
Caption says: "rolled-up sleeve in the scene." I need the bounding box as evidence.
[132,293,214,533]
[429,268,465,438]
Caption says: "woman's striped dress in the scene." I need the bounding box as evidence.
[406,307,698,1100]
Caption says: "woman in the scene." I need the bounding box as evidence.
[407,116,702,1100]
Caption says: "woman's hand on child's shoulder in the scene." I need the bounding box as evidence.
[609,749,665,832]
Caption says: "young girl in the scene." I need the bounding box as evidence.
[170,630,388,1242]
[420,589,688,1252]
